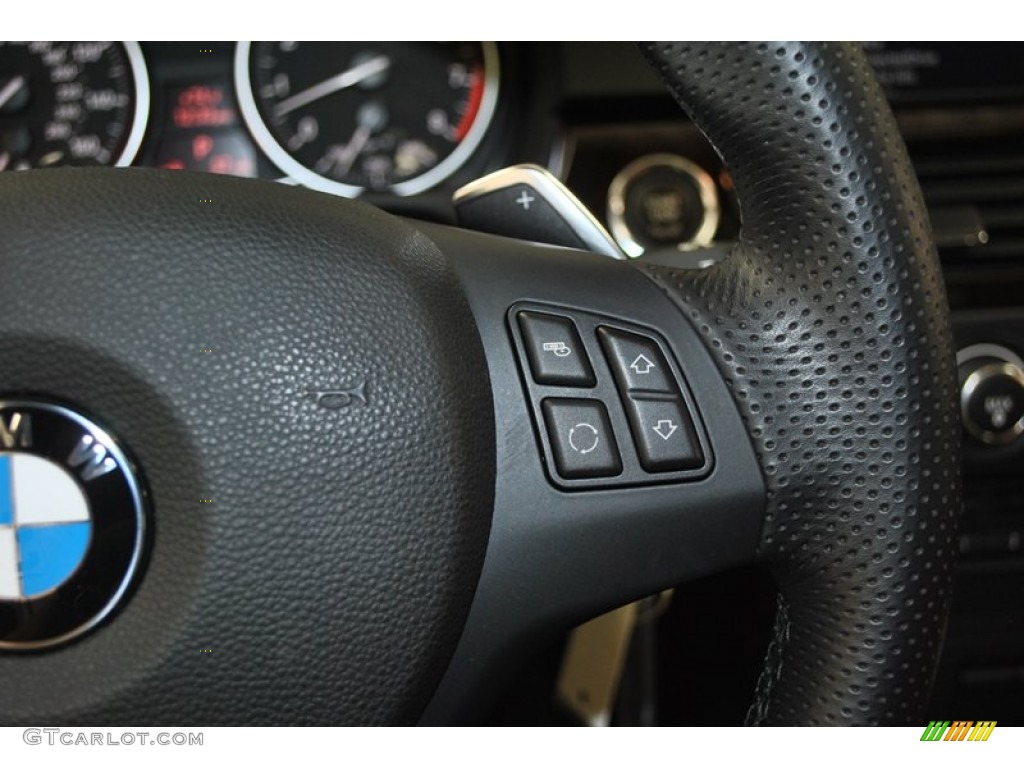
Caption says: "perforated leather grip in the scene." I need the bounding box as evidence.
[638,42,961,725]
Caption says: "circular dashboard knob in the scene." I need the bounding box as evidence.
[606,153,719,258]
[961,359,1024,445]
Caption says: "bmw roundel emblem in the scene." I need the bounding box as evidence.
[0,401,146,650]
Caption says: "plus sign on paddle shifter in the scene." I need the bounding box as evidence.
[453,166,623,258]
[515,190,535,210]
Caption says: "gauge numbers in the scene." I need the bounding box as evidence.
[236,42,499,196]
[0,42,148,171]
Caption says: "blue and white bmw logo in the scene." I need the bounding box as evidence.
[0,401,146,650]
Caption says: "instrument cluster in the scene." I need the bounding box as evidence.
[0,42,534,207]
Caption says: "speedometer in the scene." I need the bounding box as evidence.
[235,42,499,196]
[0,42,148,171]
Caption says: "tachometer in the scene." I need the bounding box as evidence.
[0,42,148,171]
[235,42,499,196]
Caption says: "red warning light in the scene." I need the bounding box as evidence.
[179,86,222,107]
[193,134,214,161]
[172,85,235,129]
[156,133,257,178]
[208,154,233,175]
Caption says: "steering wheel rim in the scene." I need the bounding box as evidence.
[637,41,961,724]
[0,42,959,726]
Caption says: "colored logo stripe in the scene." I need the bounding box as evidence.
[944,721,973,741]
[969,722,997,741]
[921,720,996,741]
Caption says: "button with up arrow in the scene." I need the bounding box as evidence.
[630,354,656,375]
[597,327,674,392]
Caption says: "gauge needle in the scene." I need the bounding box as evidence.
[274,56,390,117]
[0,76,26,112]
[318,122,373,179]
[317,101,386,178]
[334,124,372,177]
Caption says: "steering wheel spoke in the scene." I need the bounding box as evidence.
[418,224,765,723]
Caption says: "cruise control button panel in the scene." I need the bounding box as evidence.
[509,303,712,490]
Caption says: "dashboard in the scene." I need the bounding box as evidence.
[0,41,758,253]
[4,40,1024,725]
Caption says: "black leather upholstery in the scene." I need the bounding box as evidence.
[638,42,960,724]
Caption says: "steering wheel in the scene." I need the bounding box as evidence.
[0,42,959,725]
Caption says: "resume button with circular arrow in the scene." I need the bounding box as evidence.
[541,398,623,480]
